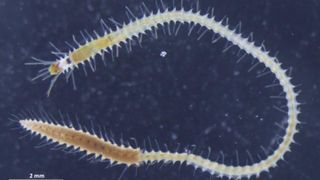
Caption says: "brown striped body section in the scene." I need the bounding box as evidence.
[20,119,141,166]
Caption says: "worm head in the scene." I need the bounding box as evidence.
[48,62,63,75]
[25,57,64,96]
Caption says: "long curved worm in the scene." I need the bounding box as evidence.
[22,2,300,179]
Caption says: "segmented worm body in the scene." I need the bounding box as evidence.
[21,3,300,180]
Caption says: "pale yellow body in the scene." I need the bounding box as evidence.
[24,9,300,179]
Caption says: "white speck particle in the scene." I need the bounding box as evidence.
[160,51,167,57]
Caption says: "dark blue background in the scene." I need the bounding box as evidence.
[0,0,319,179]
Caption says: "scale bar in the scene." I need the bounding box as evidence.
[9,179,64,180]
